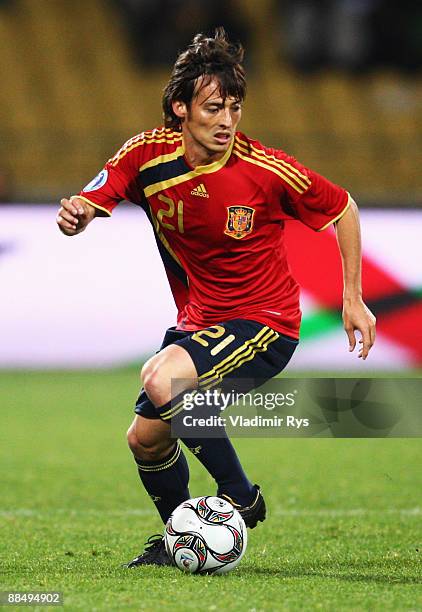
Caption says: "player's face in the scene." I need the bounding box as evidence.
[173,77,242,165]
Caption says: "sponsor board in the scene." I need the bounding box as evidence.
[0,206,420,368]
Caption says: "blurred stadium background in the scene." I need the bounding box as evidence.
[0,0,421,372]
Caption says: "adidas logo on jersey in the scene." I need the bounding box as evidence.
[191,183,209,198]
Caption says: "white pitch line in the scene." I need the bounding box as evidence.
[1,508,421,518]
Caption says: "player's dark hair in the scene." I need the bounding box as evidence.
[162,27,246,129]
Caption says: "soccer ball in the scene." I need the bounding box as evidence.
[164,496,247,574]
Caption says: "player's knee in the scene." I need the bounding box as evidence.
[126,421,173,461]
[142,361,168,407]
[140,359,151,385]
[127,426,140,454]
[129,434,173,461]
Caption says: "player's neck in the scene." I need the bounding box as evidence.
[182,131,227,168]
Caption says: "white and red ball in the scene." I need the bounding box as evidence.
[164,496,247,574]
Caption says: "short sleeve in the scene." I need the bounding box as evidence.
[77,139,142,216]
[285,166,349,232]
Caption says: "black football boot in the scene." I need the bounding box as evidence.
[125,534,172,567]
[221,485,266,528]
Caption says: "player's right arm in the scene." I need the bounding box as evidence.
[56,131,153,236]
[56,196,97,236]
[57,129,179,236]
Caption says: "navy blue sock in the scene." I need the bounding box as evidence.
[134,442,190,523]
[182,435,255,507]
[155,396,255,507]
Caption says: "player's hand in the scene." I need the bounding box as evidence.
[56,196,96,236]
[342,297,376,360]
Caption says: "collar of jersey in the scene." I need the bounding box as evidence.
[183,136,234,174]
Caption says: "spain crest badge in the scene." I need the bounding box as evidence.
[224,206,255,239]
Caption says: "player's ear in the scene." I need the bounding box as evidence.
[172,100,188,120]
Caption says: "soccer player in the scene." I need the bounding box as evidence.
[56,28,376,566]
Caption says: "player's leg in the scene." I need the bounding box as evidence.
[126,321,297,566]
[126,336,196,527]
[141,343,198,408]
[127,414,173,461]
[125,333,196,567]
[127,415,190,525]
[129,332,260,516]
[169,320,298,526]
[141,343,258,515]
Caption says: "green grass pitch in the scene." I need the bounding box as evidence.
[1,370,421,610]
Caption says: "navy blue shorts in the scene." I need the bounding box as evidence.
[135,319,298,419]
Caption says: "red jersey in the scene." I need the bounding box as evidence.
[78,127,349,338]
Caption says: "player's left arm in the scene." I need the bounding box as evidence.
[334,195,376,359]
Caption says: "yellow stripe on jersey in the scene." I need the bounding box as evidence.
[139,144,185,173]
[144,169,199,197]
[234,139,309,193]
[110,130,183,166]
[317,196,350,231]
[111,136,183,166]
[235,136,311,187]
[76,195,112,217]
[144,138,234,198]
[114,128,179,150]
[233,145,307,194]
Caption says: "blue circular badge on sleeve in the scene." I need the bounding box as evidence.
[83,169,108,192]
